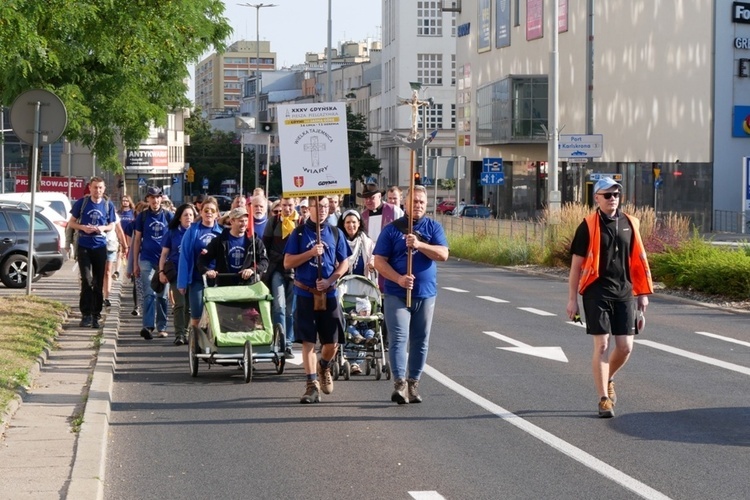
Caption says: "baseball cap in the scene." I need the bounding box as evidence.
[299,198,309,208]
[227,207,248,219]
[146,186,163,198]
[593,177,622,193]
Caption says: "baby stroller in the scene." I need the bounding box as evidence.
[332,274,390,381]
[189,275,285,383]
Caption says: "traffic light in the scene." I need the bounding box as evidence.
[117,179,124,188]
[259,122,274,133]
[414,171,422,185]
[260,168,268,183]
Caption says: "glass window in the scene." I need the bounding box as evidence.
[417,54,443,86]
[0,212,9,231]
[417,1,443,36]
[477,76,548,144]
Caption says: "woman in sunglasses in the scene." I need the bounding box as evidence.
[177,196,224,330]
[566,177,653,419]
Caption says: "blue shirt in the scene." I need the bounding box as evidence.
[284,222,351,298]
[70,197,116,250]
[162,225,187,266]
[226,234,247,273]
[135,209,172,265]
[119,209,135,236]
[192,223,219,280]
[373,216,448,299]
[254,216,268,239]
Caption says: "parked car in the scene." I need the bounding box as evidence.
[453,204,492,219]
[0,204,64,288]
[211,195,233,212]
[436,199,457,214]
[0,191,72,220]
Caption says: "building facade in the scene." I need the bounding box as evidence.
[452,0,744,231]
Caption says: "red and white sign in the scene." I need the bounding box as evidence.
[15,175,87,199]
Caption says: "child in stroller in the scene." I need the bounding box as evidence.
[347,297,377,346]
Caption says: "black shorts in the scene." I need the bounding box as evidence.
[582,298,635,336]
[294,295,345,345]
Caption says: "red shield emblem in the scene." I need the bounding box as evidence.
[293,176,304,187]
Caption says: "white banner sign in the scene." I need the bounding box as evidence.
[277,102,350,197]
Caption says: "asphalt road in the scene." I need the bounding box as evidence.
[104,259,750,499]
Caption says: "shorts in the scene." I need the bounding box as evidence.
[582,297,635,336]
[106,250,118,262]
[294,295,345,345]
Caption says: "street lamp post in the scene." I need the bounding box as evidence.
[238,2,277,193]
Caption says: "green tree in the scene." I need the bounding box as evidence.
[0,0,231,174]
[347,106,380,182]
[184,110,252,194]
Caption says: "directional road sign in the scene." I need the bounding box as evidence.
[559,134,603,158]
[481,171,505,185]
[482,157,503,172]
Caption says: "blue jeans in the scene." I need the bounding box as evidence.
[188,280,206,320]
[384,294,436,381]
[270,271,295,346]
[139,259,168,331]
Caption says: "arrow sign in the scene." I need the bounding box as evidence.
[484,331,568,362]
[481,172,504,185]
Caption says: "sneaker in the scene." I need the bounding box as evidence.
[317,361,334,395]
[407,378,422,403]
[607,380,617,405]
[350,333,365,344]
[79,315,93,328]
[598,397,615,418]
[174,335,187,346]
[140,327,153,340]
[284,347,295,359]
[112,271,119,280]
[364,336,378,348]
[103,299,111,307]
[156,331,169,338]
[350,363,362,375]
[91,317,101,329]
[130,308,141,316]
[391,379,408,405]
[300,380,321,404]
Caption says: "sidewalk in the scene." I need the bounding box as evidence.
[0,261,120,500]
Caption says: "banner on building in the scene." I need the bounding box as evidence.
[15,175,87,199]
[478,0,492,52]
[276,102,350,198]
[125,145,169,170]
[496,0,511,48]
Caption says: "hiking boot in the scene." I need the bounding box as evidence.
[598,397,615,418]
[317,362,334,395]
[91,317,101,329]
[391,379,408,405]
[140,327,153,340]
[174,335,187,346]
[350,333,365,344]
[79,315,92,328]
[607,380,617,405]
[300,380,321,404]
[407,378,422,403]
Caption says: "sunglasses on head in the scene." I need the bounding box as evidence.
[598,191,621,200]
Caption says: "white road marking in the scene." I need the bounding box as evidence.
[635,339,750,376]
[409,491,446,500]
[284,356,304,366]
[517,307,556,317]
[484,331,568,362]
[477,295,509,303]
[423,364,672,500]
[695,331,750,347]
[566,321,586,328]
[442,286,469,293]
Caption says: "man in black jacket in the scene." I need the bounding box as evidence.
[199,207,269,286]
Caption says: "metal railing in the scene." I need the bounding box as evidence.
[436,214,547,248]
[713,210,748,234]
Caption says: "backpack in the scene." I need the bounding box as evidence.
[66,196,91,260]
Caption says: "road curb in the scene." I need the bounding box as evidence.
[66,281,121,499]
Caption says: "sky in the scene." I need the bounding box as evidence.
[189,0,382,101]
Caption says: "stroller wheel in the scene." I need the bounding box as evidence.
[189,328,199,377]
[275,356,285,375]
[332,360,340,381]
[243,341,253,383]
[375,359,383,380]
[365,359,372,376]
[385,361,392,380]
[343,361,351,380]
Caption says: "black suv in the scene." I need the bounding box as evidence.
[0,203,64,288]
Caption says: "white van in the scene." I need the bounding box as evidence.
[0,192,73,219]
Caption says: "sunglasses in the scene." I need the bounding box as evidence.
[202,208,217,213]
[598,192,621,200]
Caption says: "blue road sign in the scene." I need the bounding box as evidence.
[137,177,146,187]
[481,172,505,185]
[202,177,209,190]
[482,157,503,173]
[421,177,434,186]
